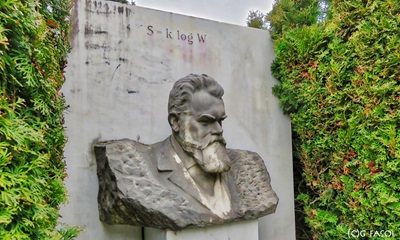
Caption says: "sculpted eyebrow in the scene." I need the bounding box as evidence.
[197,114,227,121]
[197,114,215,121]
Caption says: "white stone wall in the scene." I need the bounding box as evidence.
[61,0,295,239]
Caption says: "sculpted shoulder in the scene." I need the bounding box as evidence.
[95,139,206,230]
[227,149,278,217]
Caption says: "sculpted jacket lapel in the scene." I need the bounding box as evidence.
[156,137,205,206]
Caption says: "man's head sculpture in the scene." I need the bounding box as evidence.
[94,73,278,230]
[167,74,231,173]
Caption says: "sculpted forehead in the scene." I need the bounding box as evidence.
[190,90,226,117]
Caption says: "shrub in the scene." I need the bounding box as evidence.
[0,0,79,238]
[269,0,400,239]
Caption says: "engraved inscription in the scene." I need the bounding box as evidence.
[147,25,206,45]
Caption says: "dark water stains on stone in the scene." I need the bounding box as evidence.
[118,6,124,14]
[94,30,108,35]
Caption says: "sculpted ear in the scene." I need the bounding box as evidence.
[168,113,180,132]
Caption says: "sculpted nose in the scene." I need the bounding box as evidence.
[211,122,223,135]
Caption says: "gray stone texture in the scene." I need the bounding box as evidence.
[95,139,278,230]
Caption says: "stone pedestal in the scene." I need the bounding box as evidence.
[144,220,258,240]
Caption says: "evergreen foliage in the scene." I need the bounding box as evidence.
[247,10,267,30]
[0,0,79,238]
[261,0,400,238]
[265,0,320,39]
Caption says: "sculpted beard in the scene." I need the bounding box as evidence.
[180,131,231,173]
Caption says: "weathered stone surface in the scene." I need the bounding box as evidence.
[95,138,278,230]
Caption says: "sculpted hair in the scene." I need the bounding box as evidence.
[168,74,224,116]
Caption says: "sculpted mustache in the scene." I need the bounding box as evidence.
[198,134,226,150]
[184,134,226,150]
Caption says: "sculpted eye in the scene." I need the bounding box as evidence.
[198,114,226,126]
[218,115,226,126]
[198,116,214,125]
[198,118,212,125]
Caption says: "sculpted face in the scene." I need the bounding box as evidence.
[175,90,231,173]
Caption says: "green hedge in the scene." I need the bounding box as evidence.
[0,0,79,239]
[269,0,399,239]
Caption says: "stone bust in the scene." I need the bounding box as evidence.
[95,74,278,230]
